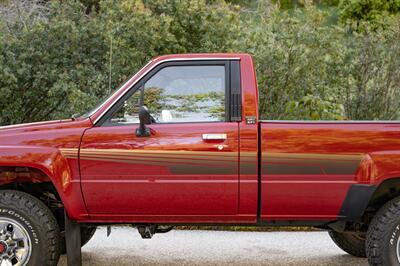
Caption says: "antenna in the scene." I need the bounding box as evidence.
[108,33,113,94]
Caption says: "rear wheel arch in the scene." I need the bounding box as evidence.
[341,178,400,222]
[336,178,400,234]
[367,178,400,212]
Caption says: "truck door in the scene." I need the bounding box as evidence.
[79,60,241,221]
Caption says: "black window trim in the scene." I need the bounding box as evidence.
[96,60,241,126]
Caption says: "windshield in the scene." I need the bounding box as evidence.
[81,87,121,119]
[80,59,153,120]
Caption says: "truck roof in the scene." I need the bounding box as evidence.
[151,53,251,63]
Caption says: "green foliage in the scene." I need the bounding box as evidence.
[244,7,347,119]
[0,0,400,125]
[339,0,400,25]
[272,0,340,10]
[100,0,240,80]
[0,1,109,125]
[241,5,400,120]
[339,22,400,120]
[285,95,344,120]
[0,0,240,125]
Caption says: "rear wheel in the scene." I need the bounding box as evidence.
[328,230,366,257]
[367,196,400,265]
[0,190,61,266]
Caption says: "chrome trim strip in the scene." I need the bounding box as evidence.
[0,120,63,130]
[92,57,241,125]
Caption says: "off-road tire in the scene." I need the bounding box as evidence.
[0,190,61,266]
[328,230,366,257]
[367,196,400,265]
[60,226,97,254]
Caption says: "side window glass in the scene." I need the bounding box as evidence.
[109,89,141,124]
[107,65,226,125]
[144,65,225,123]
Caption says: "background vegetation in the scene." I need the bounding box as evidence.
[0,0,399,125]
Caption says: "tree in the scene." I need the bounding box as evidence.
[0,0,241,125]
[339,0,400,25]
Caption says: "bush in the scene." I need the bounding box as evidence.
[243,7,346,119]
[339,0,400,25]
[0,0,400,125]
[241,6,400,120]
[0,0,241,125]
[0,1,109,125]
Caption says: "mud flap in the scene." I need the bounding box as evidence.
[65,212,82,266]
[339,184,376,221]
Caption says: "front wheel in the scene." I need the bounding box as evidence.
[367,196,400,265]
[0,190,61,266]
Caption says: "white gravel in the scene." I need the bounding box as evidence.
[58,227,368,266]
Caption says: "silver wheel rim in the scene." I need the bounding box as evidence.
[0,218,32,266]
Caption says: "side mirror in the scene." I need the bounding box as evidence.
[139,106,152,125]
[136,106,152,137]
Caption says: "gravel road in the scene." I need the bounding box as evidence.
[58,227,368,266]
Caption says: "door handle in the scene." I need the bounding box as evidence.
[202,134,227,141]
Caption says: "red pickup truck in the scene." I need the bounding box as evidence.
[1,53,400,266]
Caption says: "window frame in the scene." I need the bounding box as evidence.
[97,60,240,126]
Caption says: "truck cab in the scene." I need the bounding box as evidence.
[77,54,259,223]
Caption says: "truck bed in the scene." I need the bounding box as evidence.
[259,120,400,220]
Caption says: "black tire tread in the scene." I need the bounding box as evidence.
[0,190,61,266]
[366,196,400,266]
[328,230,366,257]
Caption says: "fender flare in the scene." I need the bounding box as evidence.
[339,151,400,222]
[0,145,87,219]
